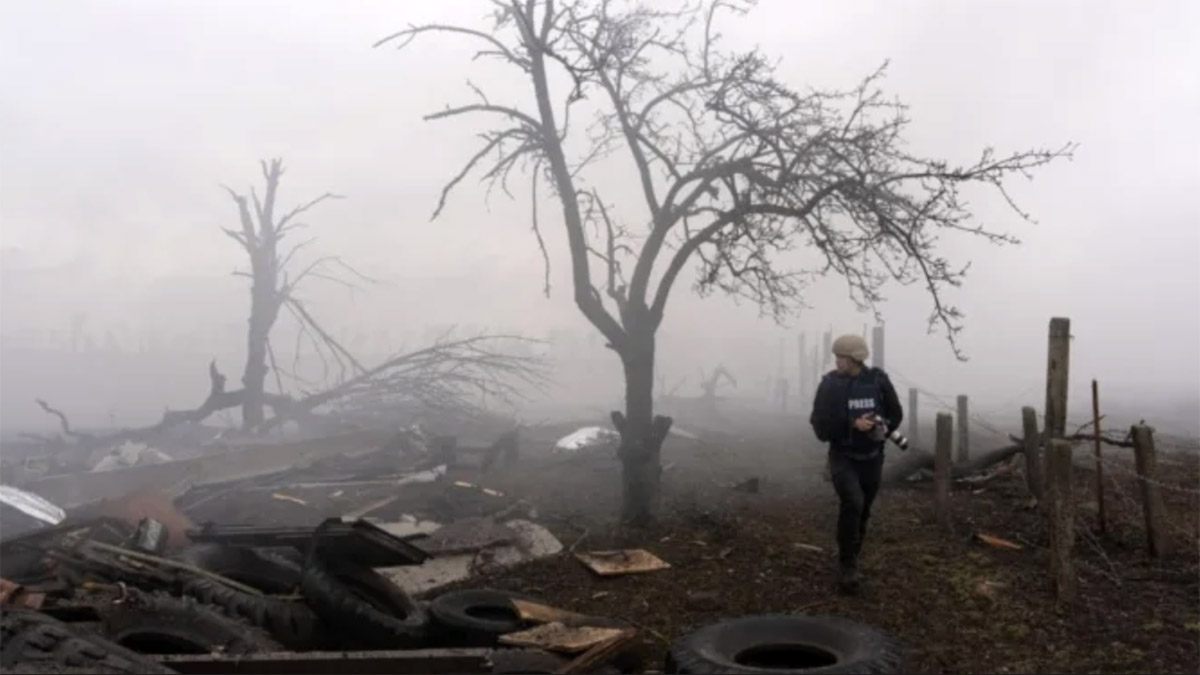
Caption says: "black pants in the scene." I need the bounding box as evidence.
[829,449,884,567]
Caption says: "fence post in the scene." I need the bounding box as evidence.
[871,325,885,370]
[935,412,953,531]
[1044,317,1071,440]
[1045,439,1076,603]
[908,388,919,446]
[1091,379,1106,534]
[1131,425,1168,558]
[956,394,970,463]
[1021,406,1043,500]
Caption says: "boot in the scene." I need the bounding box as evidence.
[837,561,861,596]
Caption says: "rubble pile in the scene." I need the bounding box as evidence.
[0,426,639,674]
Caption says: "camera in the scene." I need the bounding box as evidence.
[867,414,910,451]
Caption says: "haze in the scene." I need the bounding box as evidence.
[2,0,1197,436]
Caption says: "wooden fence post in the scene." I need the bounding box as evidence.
[1021,406,1043,500]
[934,412,953,530]
[871,325,885,370]
[908,388,919,446]
[1091,379,1106,534]
[1045,439,1076,603]
[1044,317,1071,440]
[956,394,970,463]
[1131,425,1168,558]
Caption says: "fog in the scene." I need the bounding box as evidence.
[2,0,1198,437]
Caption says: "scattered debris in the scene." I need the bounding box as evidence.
[499,621,629,653]
[575,549,671,576]
[0,484,66,526]
[271,492,308,506]
[793,543,825,553]
[91,441,173,472]
[554,426,620,454]
[975,532,1025,551]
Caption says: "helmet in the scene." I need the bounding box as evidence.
[832,334,869,363]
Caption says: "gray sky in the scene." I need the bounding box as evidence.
[1,0,1198,429]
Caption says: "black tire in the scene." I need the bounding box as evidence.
[0,607,175,674]
[666,614,906,675]
[173,544,301,593]
[487,648,619,674]
[172,544,324,650]
[429,589,529,646]
[299,555,429,649]
[101,592,282,656]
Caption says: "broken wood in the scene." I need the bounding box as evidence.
[1045,439,1077,603]
[555,628,637,674]
[575,549,670,576]
[499,622,628,654]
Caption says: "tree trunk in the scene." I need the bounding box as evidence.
[241,282,275,431]
[612,328,672,526]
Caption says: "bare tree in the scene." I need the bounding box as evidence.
[378,0,1073,524]
[220,159,365,429]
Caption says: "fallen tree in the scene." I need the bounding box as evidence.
[32,333,549,451]
[882,443,1022,485]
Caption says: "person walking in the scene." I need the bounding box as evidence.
[809,333,903,594]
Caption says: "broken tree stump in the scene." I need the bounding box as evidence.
[1045,439,1076,603]
[934,412,953,530]
[956,395,970,463]
[1021,407,1044,500]
[1131,425,1168,558]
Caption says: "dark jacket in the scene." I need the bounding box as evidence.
[810,367,904,456]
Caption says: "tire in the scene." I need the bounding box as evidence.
[429,589,529,646]
[173,544,301,593]
[487,648,619,674]
[299,555,429,649]
[666,614,906,675]
[0,607,175,674]
[172,544,324,650]
[101,592,282,656]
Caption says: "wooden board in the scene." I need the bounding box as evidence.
[575,549,670,576]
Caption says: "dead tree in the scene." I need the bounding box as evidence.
[221,159,365,430]
[380,0,1073,524]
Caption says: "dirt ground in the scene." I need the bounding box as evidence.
[185,420,1200,674]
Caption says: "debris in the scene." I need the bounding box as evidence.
[91,441,173,472]
[0,484,66,526]
[482,488,504,497]
[383,519,562,595]
[454,480,477,488]
[344,493,402,519]
[793,543,824,553]
[271,492,308,506]
[975,532,1025,551]
[554,426,620,454]
[188,518,431,568]
[0,578,43,608]
[131,518,168,555]
[375,514,442,538]
[575,549,671,576]
[556,627,638,673]
[513,598,590,625]
[499,621,629,653]
[71,490,194,552]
